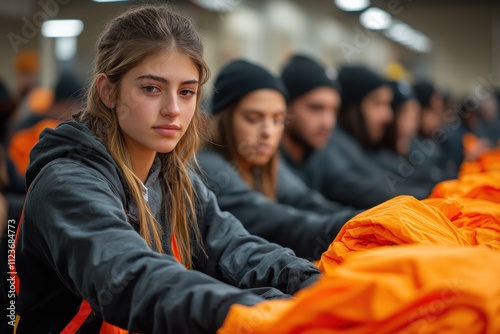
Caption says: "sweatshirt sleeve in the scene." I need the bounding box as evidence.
[319,148,395,209]
[18,160,266,333]
[197,150,355,260]
[276,162,358,215]
[191,174,321,295]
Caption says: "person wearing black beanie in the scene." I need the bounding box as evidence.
[197,59,360,259]
[382,80,419,155]
[331,67,432,200]
[207,59,288,199]
[279,60,429,210]
[411,80,458,182]
[412,80,445,139]
[336,65,393,149]
[280,54,340,163]
[366,81,434,197]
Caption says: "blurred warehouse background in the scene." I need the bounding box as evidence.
[0,0,499,97]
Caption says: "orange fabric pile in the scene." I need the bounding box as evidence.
[429,171,500,203]
[459,150,500,177]
[423,197,500,246]
[218,245,500,334]
[316,196,470,273]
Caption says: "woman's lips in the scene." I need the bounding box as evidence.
[255,143,273,154]
[153,124,180,136]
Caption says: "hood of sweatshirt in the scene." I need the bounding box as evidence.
[26,120,127,204]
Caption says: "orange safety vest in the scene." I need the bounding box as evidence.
[12,198,183,333]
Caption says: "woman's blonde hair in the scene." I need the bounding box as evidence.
[78,4,209,268]
[206,109,278,200]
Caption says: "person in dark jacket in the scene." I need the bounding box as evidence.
[412,80,456,181]
[473,93,500,147]
[279,57,416,209]
[12,5,320,333]
[333,65,429,200]
[367,81,434,195]
[198,59,359,260]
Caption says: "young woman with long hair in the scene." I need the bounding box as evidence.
[13,5,320,333]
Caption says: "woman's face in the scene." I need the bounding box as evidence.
[396,99,420,154]
[361,85,394,144]
[232,89,286,166]
[114,50,199,158]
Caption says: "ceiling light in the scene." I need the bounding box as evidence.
[190,0,242,12]
[360,7,392,30]
[334,0,370,12]
[41,20,84,38]
[384,20,432,53]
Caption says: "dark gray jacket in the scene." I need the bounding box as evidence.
[14,121,320,333]
[366,147,434,197]
[197,149,359,260]
[281,127,428,210]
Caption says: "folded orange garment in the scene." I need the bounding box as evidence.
[429,172,500,203]
[423,197,500,245]
[459,150,500,177]
[317,196,470,272]
[459,161,483,178]
[219,245,500,334]
[478,150,500,171]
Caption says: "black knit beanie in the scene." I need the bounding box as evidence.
[412,80,436,107]
[210,59,288,114]
[280,54,340,102]
[337,65,388,107]
[388,80,414,112]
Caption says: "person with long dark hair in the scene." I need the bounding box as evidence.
[198,59,359,260]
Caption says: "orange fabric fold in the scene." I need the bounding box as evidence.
[423,197,500,245]
[218,245,500,334]
[429,171,500,203]
[317,196,470,272]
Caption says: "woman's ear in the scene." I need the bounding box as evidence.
[96,73,115,109]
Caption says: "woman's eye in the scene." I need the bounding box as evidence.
[180,89,197,97]
[274,116,285,125]
[143,85,160,94]
[244,116,260,124]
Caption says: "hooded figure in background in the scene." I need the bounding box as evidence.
[367,80,434,196]
[412,80,456,182]
[198,59,359,259]
[331,65,428,201]
[473,93,500,147]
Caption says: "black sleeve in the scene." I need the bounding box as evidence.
[191,175,320,294]
[318,148,395,209]
[19,161,267,333]
[276,162,357,214]
[197,150,355,260]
